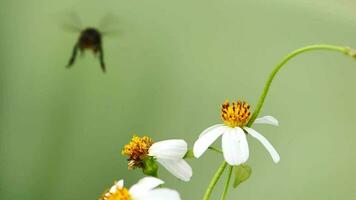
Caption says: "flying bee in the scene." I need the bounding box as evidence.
[61,12,120,73]
[67,27,106,72]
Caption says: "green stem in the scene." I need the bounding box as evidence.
[203,161,228,200]
[220,166,233,200]
[208,146,223,154]
[247,44,350,126]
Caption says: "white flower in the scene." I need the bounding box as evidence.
[101,177,180,200]
[148,139,193,182]
[122,136,193,182]
[193,101,280,166]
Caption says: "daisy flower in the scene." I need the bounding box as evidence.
[100,176,180,200]
[193,100,280,166]
[122,136,193,182]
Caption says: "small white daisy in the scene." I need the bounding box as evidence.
[122,136,193,181]
[193,100,280,166]
[100,176,180,200]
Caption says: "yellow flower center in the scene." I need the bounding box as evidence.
[221,100,251,127]
[100,185,132,200]
[122,135,154,169]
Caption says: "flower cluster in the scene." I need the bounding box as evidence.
[100,100,280,200]
[98,44,353,200]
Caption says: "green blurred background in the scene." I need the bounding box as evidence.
[1,0,356,199]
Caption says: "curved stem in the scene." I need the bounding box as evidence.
[247,44,350,126]
[220,165,233,200]
[203,161,228,200]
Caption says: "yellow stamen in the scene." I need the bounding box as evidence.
[221,100,251,127]
[122,135,154,169]
[100,183,132,200]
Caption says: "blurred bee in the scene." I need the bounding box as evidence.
[61,13,120,73]
[67,28,106,72]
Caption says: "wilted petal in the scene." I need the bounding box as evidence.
[221,127,249,165]
[156,158,193,182]
[254,116,279,126]
[149,139,187,159]
[244,127,280,163]
[193,125,226,158]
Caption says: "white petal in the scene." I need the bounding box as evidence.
[244,127,280,163]
[109,179,124,193]
[109,185,117,194]
[254,116,279,126]
[132,188,180,200]
[193,125,226,158]
[156,158,193,182]
[199,124,224,137]
[129,177,164,195]
[149,139,187,159]
[116,179,124,189]
[221,127,249,165]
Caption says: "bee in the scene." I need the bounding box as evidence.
[61,13,120,73]
[67,28,106,72]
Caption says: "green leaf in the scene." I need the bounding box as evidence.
[233,164,252,188]
[183,149,194,159]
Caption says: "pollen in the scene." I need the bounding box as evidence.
[100,184,131,200]
[221,100,251,127]
[122,135,154,169]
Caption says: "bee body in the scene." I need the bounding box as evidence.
[67,27,106,72]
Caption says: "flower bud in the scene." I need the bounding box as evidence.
[142,157,159,177]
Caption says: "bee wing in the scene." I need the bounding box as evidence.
[98,13,122,37]
[56,11,83,33]
[101,29,123,38]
